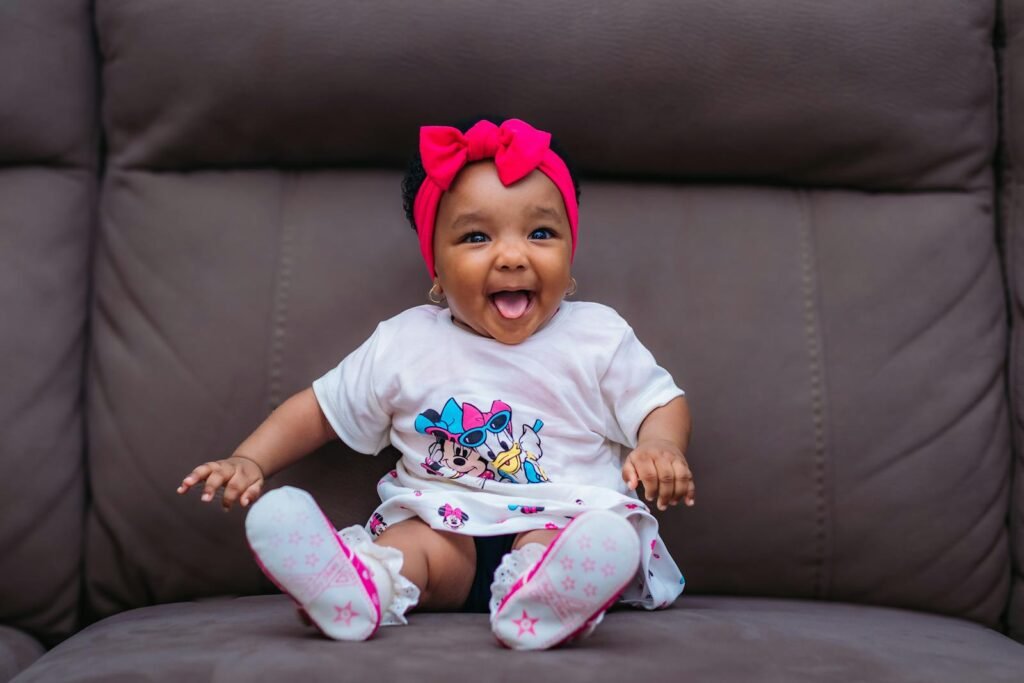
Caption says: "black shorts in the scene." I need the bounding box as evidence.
[460,534,518,613]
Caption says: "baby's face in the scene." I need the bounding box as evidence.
[433,161,572,345]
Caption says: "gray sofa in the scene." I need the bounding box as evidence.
[3,0,1024,680]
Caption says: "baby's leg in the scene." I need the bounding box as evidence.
[375,518,476,610]
[513,528,558,549]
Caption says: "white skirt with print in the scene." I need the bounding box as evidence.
[363,461,685,610]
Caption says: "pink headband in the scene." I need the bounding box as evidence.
[413,118,579,278]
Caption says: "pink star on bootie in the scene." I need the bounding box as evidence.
[490,510,640,650]
[246,486,414,640]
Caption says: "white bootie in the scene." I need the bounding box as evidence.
[490,510,640,650]
[245,486,419,640]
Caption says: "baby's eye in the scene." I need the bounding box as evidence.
[460,231,489,244]
[529,227,555,240]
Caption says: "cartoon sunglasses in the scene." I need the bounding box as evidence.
[457,410,512,448]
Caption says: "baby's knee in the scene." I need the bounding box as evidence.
[381,521,475,609]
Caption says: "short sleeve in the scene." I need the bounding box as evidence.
[600,327,685,449]
[312,326,391,455]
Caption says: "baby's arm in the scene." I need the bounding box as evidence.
[621,395,695,511]
[177,387,336,510]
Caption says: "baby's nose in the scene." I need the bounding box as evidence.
[495,241,528,270]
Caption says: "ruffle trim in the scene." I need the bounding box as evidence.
[338,525,420,626]
[488,542,545,618]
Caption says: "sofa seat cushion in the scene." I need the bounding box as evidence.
[0,626,43,683]
[14,595,1024,682]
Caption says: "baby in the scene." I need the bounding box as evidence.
[178,117,695,650]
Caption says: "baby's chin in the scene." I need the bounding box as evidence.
[487,326,540,345]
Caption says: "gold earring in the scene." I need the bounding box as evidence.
[565,277,577,297]
[428,283,446,304]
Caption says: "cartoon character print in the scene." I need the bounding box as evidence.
[416,398,497,480]
[438,504,468,530]
[369,513,387,537]
[414,397,550,484]
[426,438,494,480]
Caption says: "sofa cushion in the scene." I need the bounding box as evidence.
[14,595,1024,682]
[0,0,97,641]
[95,0,993,191]
[84,170,410,618]
[585,184,1010,626]
[0,627,43,683]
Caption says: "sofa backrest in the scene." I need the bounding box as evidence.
[0,0,97,643]
[2,0,1021,643]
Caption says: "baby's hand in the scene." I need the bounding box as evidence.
[177,455,265,511]
[622,439,695,511]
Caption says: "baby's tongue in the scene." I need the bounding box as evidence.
[492,291,530,319]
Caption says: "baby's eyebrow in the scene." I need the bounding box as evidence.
[450,211,487,231]
[528,205,562,221]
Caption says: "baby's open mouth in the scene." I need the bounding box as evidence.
[490,290,533,320]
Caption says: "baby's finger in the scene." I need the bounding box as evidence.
[221,472,251,510]
[621,460,639,491]
[240,480,263,508]
[202,465,230,503]
[632,454,660,504]
[177,464,213,494]
[656,458,676,511]
[671,458,694,507]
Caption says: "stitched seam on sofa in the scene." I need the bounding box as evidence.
[267,172,295,411]
[1000,0,1024,638]
[995,0,1019,459]
[998,0,1024,637]
[797,188,832,600]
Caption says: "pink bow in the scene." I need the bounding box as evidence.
[443,504,462,517]
[413,117,579,277]
[461,400,511,430]
[420,119,552,191]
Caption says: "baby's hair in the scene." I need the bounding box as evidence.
[400,115,582,233]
